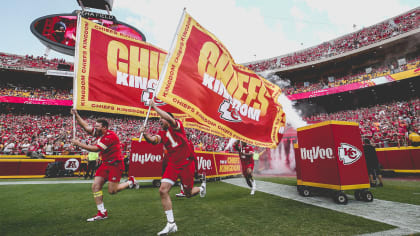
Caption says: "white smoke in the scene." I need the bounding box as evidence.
[278,93,307,130]
[261,140,295,175]
[257,70,273,78]
[270,74,291,88]
[259,75,305,176]
[224,138,237,151]
[260,73,292,88]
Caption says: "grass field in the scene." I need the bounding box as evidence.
[0,177,403,236]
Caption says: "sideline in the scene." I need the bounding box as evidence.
[0,179,151,185]
[223,178,420,235]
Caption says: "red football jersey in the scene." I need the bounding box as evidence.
[157,120,192,164]
[96,130,123,163]
[239,145,254,160]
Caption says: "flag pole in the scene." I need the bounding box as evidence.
[72,13,82,139]
[139,8,187,142]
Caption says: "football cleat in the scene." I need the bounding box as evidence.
[175,191,186,198]
[200,183,206,198]
[251,180,256,195]
[128,176,140,189]
[157,222,178,235]
[245,178,252,188]
[87,210,108,222]
[199,173,206,198]
[200,173,206,184]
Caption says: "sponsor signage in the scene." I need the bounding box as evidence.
[128,139,241,179]
[296,121,370,189]
[46,70,74,77]
[129,140,164,179]
[300,146,334,163]
[64,158,80,171]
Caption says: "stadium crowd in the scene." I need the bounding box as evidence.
[284,55,420,95]
[1,8,419,157]
[0,85,72,100]
[2,54,419,101]
[305,98,420,147]
[246,8,419,72]
[0,112,230,156]
[1,97,417,156]
[0,52,72,70]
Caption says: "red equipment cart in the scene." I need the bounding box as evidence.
[295,121,373,204]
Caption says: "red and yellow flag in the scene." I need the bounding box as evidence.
[156,12,286,148]
[74,16,185,117]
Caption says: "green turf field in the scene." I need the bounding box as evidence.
[0,178,397,235]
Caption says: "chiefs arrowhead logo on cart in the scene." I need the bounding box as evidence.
[338,143,362,165]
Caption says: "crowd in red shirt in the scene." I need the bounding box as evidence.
[2,98,417,155]
[0,53,73,70]
[245,8,418,72]
[305,98,420,147]
[284,56,420,95]
[2,55,418,101]
[0,86,72,100]
[0,113,230,156]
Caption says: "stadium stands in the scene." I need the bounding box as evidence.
[2,96,417,155]
[2,53,419,101]
[1,8,419,159]
[0,52,73,71]
[304,98,420,147]
[245,8,419,72]
[284,55,420,95]
[0,111,230,155]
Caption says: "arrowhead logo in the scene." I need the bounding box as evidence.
[338,143,362,165]
[218,100,242,122]
[64,158,80,171]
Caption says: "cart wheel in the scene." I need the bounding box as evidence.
[152,180,161,187]
[301,186,312,197]
[334,192,348,205]
[354,190,363,201]
[297,186,305,196]
[297,186,302,195]
[362,190,374,202]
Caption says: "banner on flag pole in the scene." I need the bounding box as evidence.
[156,12,286,148]
[181,117,227,138]
[74,17,185,117]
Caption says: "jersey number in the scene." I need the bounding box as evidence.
[166,131,179,148]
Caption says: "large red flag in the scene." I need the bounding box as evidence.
[73,16,185,117]
[156,12,286,148]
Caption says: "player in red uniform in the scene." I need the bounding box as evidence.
[140,101,206,235]
[234,140,256,195]
[175,137,200,198]
[70,109,139,222]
